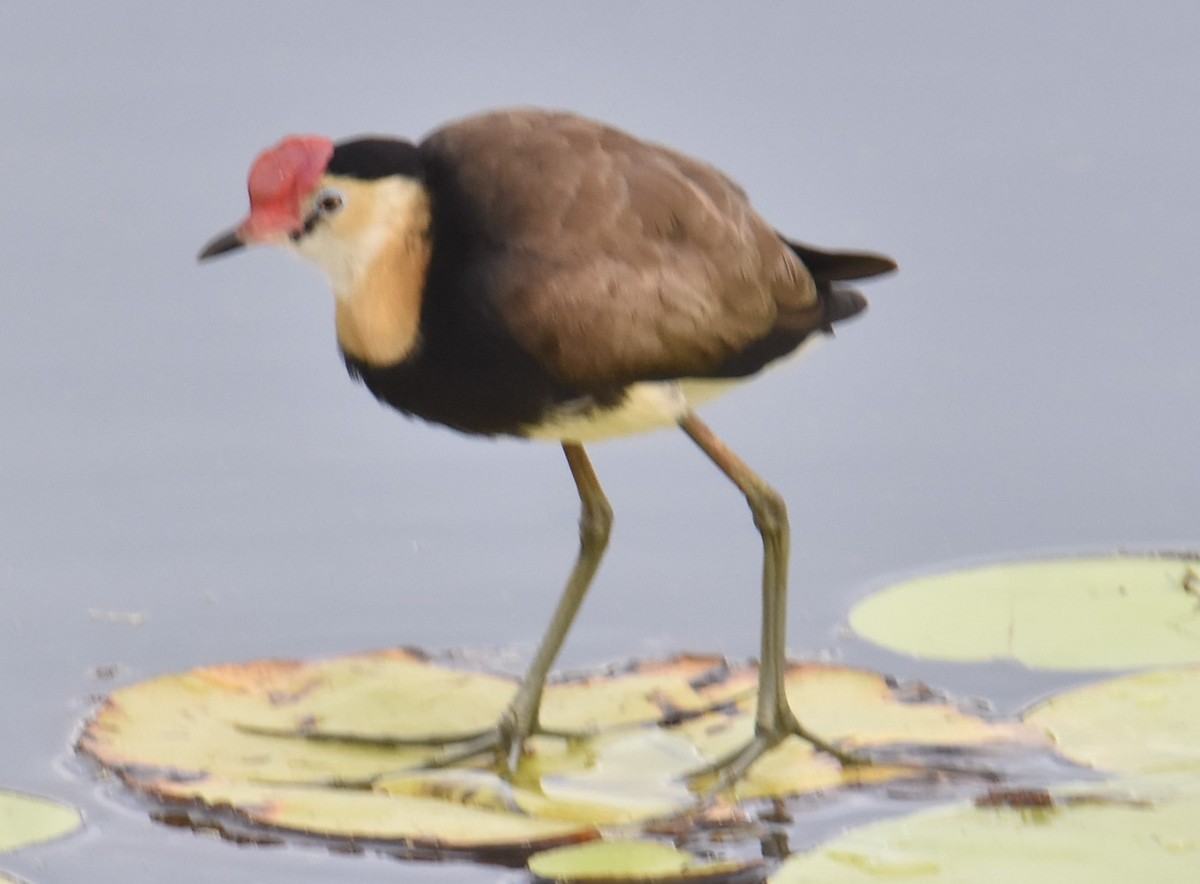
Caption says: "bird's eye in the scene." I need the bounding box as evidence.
[315,188,345,215]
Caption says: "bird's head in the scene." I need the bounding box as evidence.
[198,135,429,297]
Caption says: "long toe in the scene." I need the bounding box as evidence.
[408,719,586,777]
[421,728,510,770]
[687,733,781,796]
[792,721,865,768]
[688,717,866,796]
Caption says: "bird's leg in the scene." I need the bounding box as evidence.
[422,443,612,775]
[678,413,859,791]
[498,443,612,767]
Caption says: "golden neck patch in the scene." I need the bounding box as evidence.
[294,174,432,366]
[334,228,431,366]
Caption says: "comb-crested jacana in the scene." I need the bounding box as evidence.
[199,109,895,786]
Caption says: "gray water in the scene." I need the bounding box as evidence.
[2,3,1199,882]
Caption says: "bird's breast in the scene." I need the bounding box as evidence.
[334,273,423,367]
[328,182,433,367]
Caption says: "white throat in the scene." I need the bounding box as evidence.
[291,175,429,299]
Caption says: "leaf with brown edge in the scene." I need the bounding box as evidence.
[144,777,595,856]
[78,651,1042,859]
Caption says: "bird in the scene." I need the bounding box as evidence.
[198,108,895,787]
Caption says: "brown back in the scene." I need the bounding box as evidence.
[421,110,823,388]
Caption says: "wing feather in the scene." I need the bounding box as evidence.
[420,110,819,388]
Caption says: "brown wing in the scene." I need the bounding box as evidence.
[420,110,821,388]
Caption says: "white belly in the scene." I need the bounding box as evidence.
[523,378,737,443]
[523,335,824,444]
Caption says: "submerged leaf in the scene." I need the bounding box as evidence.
[849,554,1200,670]
[0,789,82,852]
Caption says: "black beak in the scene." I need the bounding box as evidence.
[197,228,245,261]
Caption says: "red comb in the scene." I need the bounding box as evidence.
[239,135,334,240]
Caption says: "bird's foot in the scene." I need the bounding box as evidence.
[411,712,592,777]
[687,708,864,796]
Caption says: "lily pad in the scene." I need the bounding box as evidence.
[771,781,1200,883]
[1024,665,1200,775]
[678,663,1039,800]
[0,789,82,852]
[377,729,701,826]
[849,554,1200,670]
[775,660,1200,882]
[78,650,1036,857]
[529,839,762,883]
[149,778,590,854]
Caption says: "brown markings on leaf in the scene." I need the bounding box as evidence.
[975,787,1155,811]
[687,659,734,691]
[196,648,428,700]
[196,660,312,695]
[975,787,1055,809]
[621,654,728,679]
[889,679,943,704]
[1183,567,1200,599]
[647,689,688,725]
[644,796,749,836]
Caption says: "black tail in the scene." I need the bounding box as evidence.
[785,239,897,327]
[786,240,898,282]
[700,239,895,379]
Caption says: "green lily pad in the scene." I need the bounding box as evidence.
[1024,665,1200,775]
[149,777,590,853]
[775,660,1200,882]
[0,789,82,852]
[529,839,762,883]
[679,662,1040,800]
[78,650,1036,857]
[849,554,1200,670]
[771,782,1200,883]
[377,729,701,825]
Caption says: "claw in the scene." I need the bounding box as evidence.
[422,729,509,770]
[688,733,778,795]
[686,713,867,797]
[397,720,595,776]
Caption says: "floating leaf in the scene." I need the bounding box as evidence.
[78,650,1037,858]
[148,778,590,853]
[1024,665,1200,775]
[849,554,1200,670]
[0,789,82,852]
[775,663,1200,882]
[529,839,762,883]
[771,782,1200,883]
[679,663,1039,800]
[378,729,701,826]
